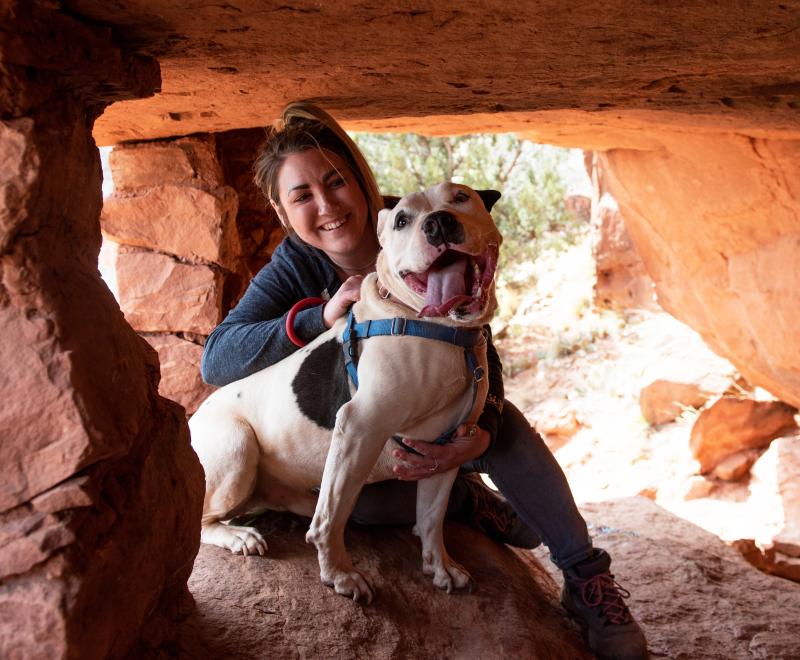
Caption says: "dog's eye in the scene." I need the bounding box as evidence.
[394,212,410,230]
[452,191,470,203]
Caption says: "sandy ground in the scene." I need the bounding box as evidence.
[492,236,785,549]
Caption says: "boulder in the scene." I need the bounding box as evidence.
[749,435,800,558]
[144,514,593,659]
[143,334,216,415]
[116,249,224,335]
[599,135,800,410]
[141,498,800,660]
[689,398,798,473]
[639,379,710,426]
[733,540,800,584]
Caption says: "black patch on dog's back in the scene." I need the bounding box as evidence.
[292,338,352,430]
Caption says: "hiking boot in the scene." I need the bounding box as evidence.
[451,472,542,549]
[561,548,648,660]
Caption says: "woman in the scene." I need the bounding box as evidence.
[201,102,647,660]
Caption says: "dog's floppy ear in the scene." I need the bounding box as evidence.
[476,189,501,212]
[382,195,401,210]
[377,207,392,240]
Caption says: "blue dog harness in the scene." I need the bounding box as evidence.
[341,309,487,455]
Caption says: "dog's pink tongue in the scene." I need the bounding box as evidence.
[419,258,469,317]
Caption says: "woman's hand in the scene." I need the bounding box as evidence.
[323,275,363,328]
[391,424,490,480]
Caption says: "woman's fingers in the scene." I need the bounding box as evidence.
[323,276,363,327]
[391,440,457,480]
[391,426,490,480]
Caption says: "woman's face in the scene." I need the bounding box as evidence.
[273,148,371,263]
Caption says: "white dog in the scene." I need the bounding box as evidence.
[189,182,502,602]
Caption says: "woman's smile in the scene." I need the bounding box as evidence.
[320,216,349,231]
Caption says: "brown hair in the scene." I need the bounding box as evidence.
[253,101,383,231]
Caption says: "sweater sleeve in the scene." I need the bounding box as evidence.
[200,238,337,386]
[476,325,505,445]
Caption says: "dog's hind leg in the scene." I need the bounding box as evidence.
[415,469,472,593]
[192,418,268,556]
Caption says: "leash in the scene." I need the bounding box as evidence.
[341,309,486,455]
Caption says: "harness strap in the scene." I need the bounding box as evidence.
[342,310,486,451]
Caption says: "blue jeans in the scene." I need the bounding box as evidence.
[352,400,594,570]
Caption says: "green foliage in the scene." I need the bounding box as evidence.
[350,132,585,281]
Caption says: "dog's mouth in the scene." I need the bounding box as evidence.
[400,244,499,318]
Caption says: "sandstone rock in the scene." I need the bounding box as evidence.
[0,118,38,254]
[152,498,800,660]
[142,514,593,659]
[143,334,216,415]
[1,6,203,656]
[109,136,224,191]
[639,379,710,426]
[749,435,800,558]
[711,449,761,482]
[599,135,800,410]
[591,191,657,312]
[116,249,224,335]
[637,487,658,500]
[101,184,241,271]
[0,396,204,659]
[689,397,798,473]
[732,540,800,584]
[88,4,800,144]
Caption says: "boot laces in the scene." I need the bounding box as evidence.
[578,572,633,625]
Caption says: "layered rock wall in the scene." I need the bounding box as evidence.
[101,129,280,414]
[0,4,203,658]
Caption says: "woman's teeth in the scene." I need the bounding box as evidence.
[321,217,347,231]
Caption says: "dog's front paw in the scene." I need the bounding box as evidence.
[422,551,473,594]
[229,526,269,556]
[322,568,374,604]
[202,523,268,556]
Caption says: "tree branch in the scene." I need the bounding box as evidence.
[497,142,524,188]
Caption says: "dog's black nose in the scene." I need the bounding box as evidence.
[422,211,465,247]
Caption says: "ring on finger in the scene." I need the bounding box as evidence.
[468,425,477,437]
[429,460,439,473]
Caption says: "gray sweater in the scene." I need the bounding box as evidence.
[200,234,504,441]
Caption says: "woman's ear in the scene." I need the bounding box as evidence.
[270,199,290,229]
